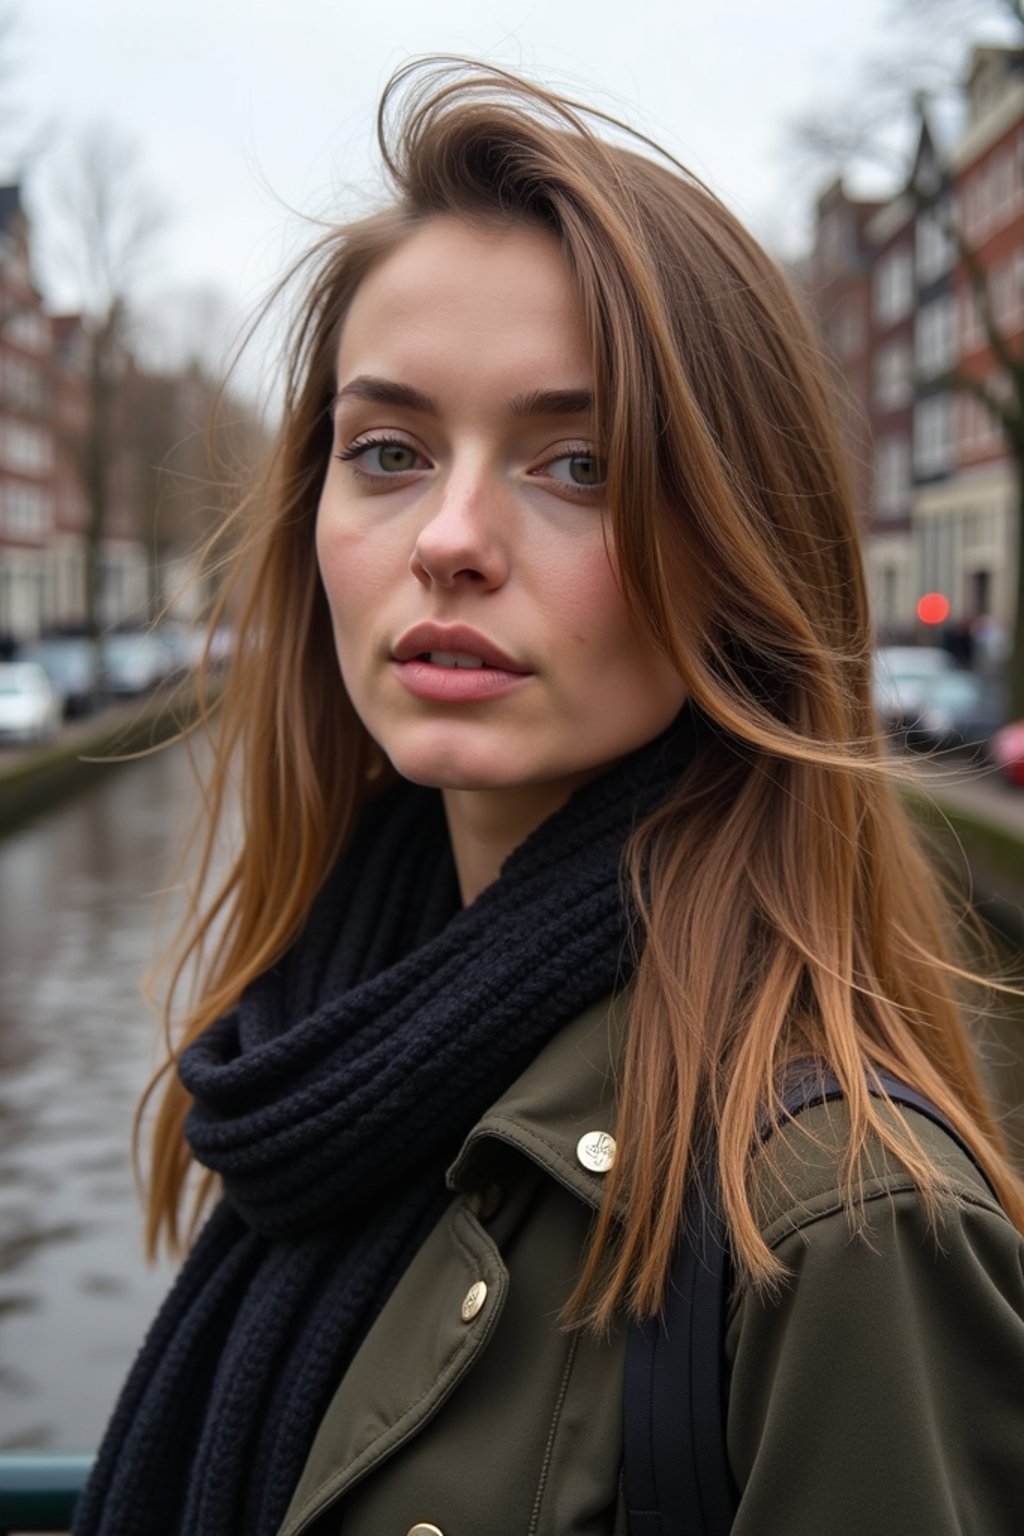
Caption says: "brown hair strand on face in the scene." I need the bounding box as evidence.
[137,57,1024,1317]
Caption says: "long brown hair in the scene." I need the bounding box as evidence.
[141,58,1024,1322]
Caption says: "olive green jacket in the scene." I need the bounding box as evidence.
[278,997,1024,1536]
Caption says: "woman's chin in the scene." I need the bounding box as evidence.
[383,742,524,793]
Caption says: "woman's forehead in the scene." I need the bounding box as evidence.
[333,218,593,410]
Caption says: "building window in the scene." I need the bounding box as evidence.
[992,148,1016,224]
[874,341,913,408]
[0,549,43,639]
[916,299,952,375]
[916,296,956,376]
[957,390,1004,453]
[914,395,953,475]
[0,419,53,474]
[875,436,911,517]
[0,353,45,411]
[916,207,956,285]
[4,306,50,354]
[0,480,54,538]
[874,247,914,326]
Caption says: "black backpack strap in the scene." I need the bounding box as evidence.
[783,1069,996,1199]
[622,1166,734,1536]
[623,1072,993,1536]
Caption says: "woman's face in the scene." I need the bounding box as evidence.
[317,216,686,805]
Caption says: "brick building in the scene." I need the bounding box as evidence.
[0,186,58,648]
[808,179,881,527]
[940,46,1024,638]
[808,44,1024,652]
[0,184,161,649]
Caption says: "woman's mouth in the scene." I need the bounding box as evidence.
[420,651,493,669]
[393,653,531,701]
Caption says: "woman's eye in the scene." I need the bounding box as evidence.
[544,453,607,489]
[336,439,426,475]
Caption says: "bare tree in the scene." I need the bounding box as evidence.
[123,359,269,626]
[45,124,165,646]
[114,282,270,624]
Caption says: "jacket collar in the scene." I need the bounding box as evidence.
[447,991,628,1211]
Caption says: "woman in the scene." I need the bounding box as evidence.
[74,60,1024,1536]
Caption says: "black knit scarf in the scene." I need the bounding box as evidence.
[73,716,692,1536]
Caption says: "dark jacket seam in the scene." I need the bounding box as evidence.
[526,1331,580,1536]
[765,1181,1007,1252]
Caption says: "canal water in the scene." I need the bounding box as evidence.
[0,746,1022,1453]
[0,743,206,1451]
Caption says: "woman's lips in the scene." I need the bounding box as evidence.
[392,657,532,702]
[392,622,527,672]
[390,623,532,701]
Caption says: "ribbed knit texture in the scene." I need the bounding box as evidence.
[72,715,693,1536]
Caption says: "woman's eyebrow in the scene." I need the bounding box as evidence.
[333,376,435,415]
[507,387,594,418]
[331,375,594,420]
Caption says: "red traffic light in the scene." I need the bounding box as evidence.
[917,593,950,625]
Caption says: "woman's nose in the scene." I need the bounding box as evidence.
[410,467,510,591]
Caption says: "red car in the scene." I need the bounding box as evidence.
[990,720,1024,785]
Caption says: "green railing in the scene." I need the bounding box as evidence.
[0,1456,92,1534]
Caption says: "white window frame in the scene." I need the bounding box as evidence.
[915,296,955,376]
[874,437,911,517]
[913,395,953,476]
[874,341,914,408]
[874,247,914,326]
[915,208,956,285]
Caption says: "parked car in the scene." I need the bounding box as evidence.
[17,635,99,717]
[100,631,174,695]
[154,622,206,679]
[990,720,1024,786]
[902,669,1007,754]
[0,662,62,745]
[873,646,955,734]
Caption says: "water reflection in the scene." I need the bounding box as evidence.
[0,745,199,1451]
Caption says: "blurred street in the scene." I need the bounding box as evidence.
[916,754,1024,840]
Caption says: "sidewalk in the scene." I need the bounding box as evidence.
[914,755,1024,845]
[909,754,1024,948]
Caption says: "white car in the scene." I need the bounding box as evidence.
[0,661,63,745]
[873,646,955,732]
[100,632,173,694]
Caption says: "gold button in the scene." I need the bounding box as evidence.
[460,1280,488,1322]
[576,1130,616,1172]
[407,1526,444,1536]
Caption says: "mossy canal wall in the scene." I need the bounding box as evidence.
[0,689,204,839]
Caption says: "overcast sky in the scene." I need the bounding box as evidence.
[9,0,1009,379]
